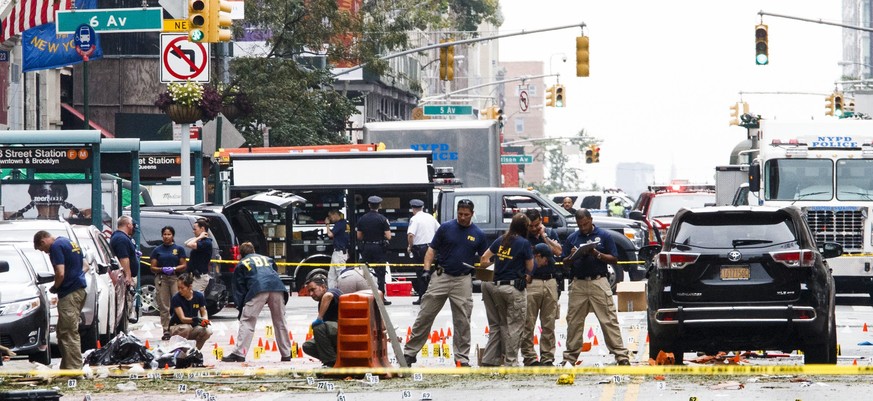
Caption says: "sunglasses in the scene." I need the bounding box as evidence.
[457,199,474,209]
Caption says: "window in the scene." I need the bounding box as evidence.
[515,118,524,133]
[764,158,833,201]
[673,212,797,249]
[836,159,873,200]
[458,195,490,224]
[502,195,548,223]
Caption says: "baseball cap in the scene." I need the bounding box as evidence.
[410,199,424,208]
[368,195,383,204]
[534,243,556,264]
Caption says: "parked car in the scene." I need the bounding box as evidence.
[125,211,227,316]
[73,225,127,339]
[550,190,634,217]
[631,183,716,243]
[18,248,58,350]
[644,205,839,365]
[0,219,106,351]
[0,243,53,364]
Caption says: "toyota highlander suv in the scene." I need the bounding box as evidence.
[644,206,840,365]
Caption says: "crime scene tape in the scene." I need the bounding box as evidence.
[205,259,646,267]
[2,364,872,378]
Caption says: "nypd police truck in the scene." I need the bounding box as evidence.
[746,120,873,300]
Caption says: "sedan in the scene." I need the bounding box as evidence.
[0,244,53,364]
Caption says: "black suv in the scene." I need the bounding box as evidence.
[644,206,840,364]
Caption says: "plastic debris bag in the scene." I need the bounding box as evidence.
[152,336,205,369]
[84,332,154,366]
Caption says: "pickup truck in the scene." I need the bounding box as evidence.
[435,187,648,290]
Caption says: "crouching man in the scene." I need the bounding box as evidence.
[302,275,342,368]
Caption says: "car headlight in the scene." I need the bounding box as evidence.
[623,227,646,249]
[0,297,41,316]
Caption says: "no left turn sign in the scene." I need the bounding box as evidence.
[160,34,210,83]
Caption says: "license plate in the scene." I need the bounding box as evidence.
[720,265,750,281]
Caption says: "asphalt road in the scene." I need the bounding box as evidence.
[3,291,873,400]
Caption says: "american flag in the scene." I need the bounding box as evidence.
[0,0,73,43]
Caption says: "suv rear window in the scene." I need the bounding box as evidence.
[140,216,195,247]
[673,212,797,249]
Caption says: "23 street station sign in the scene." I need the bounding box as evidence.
[0,147,91,172]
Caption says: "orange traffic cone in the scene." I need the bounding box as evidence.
[447,327,452,338]
[164,363,169,370]
[533,335,539,346]
[440,328,445,340]
[407,326,412,337]
[646,333,650,343]
[258,338,264,348]
[144,339,151,350]
[272,341,278,352]
[96,340,101,350]
[456,360,461,368]
[229,336,235,345]
[593,335,600,346]
[431,331,439,344]
[289,332,294,341]
[853,359,859,365]
[864,323,869,332]
[484,326,490,335]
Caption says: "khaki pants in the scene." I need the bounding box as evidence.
[302,321,338,365]
[192,274,210,294]
[328,250,348,288]
[521,278,558,365]
[229,291,291,359]
[156,274,179,332]
[403,272,473,364]
[562,278,630,364]
[480,282,527,366]
[170,324,213,349]
[57,288,86,370]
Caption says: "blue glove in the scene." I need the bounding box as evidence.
[135,250,143,260]
[312,318,324,327]
[162,266,175,275]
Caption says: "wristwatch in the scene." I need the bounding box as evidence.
[596,252,603,260]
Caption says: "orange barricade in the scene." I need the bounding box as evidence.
[334,292,390,368]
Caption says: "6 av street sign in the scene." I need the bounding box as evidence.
[56,8,163,34]
[422,105,473,116]
[500,155,533,164]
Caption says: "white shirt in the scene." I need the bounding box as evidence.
[408,210,441,245]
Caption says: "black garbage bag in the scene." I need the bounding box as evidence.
[84,333,154,366]
[154,347,204,369]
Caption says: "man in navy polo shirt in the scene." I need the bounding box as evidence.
[185,218,213,293]
[402,199,488,367]
[34,230,86,370]
[110,215,137,325]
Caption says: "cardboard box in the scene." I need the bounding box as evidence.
[386,281,412,296]
[616,281,647,312]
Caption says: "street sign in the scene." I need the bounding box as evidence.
[422,105,473,116]
[500,155,533,164]
[56,8,163,34]
[519,90,529,112]
[163,19,189,33]
[160,34,210,83]
[74,24,97,60]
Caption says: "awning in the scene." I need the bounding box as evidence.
[60,103,115,138]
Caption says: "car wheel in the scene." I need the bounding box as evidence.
[29,344,51,366]
[804,314,837,364]
[140,275,158,315]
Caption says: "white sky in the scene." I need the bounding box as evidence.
[498,0,843,187]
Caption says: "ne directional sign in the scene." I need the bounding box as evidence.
[422,105,474,116]
[56,8,163,34]
[500,155,533,164]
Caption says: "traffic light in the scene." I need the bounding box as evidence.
[825,94,835,116]
[188,0,208,42]
[482,106,497,120]
[585,146,593,164]
[497,108,504,129]
[755,24,768,65]
[439,41,455,81]
[554,84,565,107]
[546,85,556,107]
[834,93,844,116]
[209,0,234,42]
[729,102,749,125]
[592,145,600,163]
[576,36,589,77]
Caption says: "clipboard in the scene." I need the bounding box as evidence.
[564,239,600,264]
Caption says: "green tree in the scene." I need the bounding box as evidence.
[529,129,601,193]
[228,0,501,147]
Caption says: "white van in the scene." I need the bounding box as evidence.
[550,191,634,217]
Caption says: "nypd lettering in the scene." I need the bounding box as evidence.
[808,136,859,148]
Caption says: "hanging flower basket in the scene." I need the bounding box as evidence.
[221,104,240,121]
[166,104,202,124]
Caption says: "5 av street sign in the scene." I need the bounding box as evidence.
[422,105,473,116]
[56,8,163,34]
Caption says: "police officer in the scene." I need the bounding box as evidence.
[34,230,87,370]
[520,209,562,366]
[407,198,440,305]
[222,242,292,362]
[402,199,488,367]
[356,195,392,305]
[110,215,138,326]
[559,208,631,367]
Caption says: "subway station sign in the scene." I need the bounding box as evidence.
[0,147,92,172]
[102,153,196,178]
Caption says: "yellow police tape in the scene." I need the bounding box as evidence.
[206,259,646,268]
[2,364,872,378]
